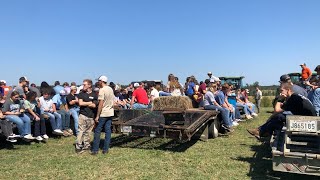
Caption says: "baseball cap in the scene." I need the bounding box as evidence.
[0,80,6,84]
[207,72,212,75]
[133,83,140,87]
[299,63,306,66]
[213,77,221,82]
[96,75,108,83]
[70,86,77,90]
[19,76,28,82]
[314,65,320,71]
[279,74,290,83]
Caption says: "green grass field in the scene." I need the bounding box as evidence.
[0,108,318,180]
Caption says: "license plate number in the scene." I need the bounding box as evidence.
[289,120,317,132]
[121,126,132,133]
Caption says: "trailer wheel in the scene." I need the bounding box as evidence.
[208,119,219,139]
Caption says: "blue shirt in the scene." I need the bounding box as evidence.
[186,82,195,96]
[215,90,225,105]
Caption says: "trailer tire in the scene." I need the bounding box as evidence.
[208,119,219,139]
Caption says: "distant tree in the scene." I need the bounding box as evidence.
[253,81,259,87]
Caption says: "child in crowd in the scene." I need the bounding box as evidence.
[24,91,48,141]
[38,89,63,136]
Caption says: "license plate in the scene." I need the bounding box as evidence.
[121,126,132,133]
[289,120,317,132]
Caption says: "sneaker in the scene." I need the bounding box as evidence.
[245,115,253,119]
[67,129,73,135]
[237,119,246,122]
[36,136,43,141]
[63,130,70,137]
[23,134,35,140]
[232,121,239,127]
[102,150,109,154]
[221,124,234,133]
[90,151,99,155]
[53,129,64,135]
[8,134,21,138]
[42,134,49,139]
[6,137,17,143]
[251,113,258,117]
[75,148,85,154]
[247,128,260,139]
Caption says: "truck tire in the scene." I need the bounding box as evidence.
[208,119,219,139]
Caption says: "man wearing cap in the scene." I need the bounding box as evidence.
[76,79,97,153]
[278,74,308,97]
[248,82,316,139]
[130,82,149,109]
[207,72,219,83]
[300,63,312,83]
[306,65,320,116]
[92,75,115,155]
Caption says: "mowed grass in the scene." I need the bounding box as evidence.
[0,108,318,180]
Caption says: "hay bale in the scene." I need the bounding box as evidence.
[152,96,193,111]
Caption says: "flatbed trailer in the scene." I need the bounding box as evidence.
[112,109,220,141]
[271,115,320,176]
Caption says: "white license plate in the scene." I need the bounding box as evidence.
[289,120,317,132]
[121,126,132,133]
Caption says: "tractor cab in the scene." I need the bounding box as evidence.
[218,76,245,90]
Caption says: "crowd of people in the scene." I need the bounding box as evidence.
[247,63,320,139]
[2,63,318,154]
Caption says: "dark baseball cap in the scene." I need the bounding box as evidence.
[279,74,290,83]
[314,65,320,71]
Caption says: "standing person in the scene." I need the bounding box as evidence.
[255,86,262,113]
[300,63,312,89]
[300,63,312,82]
[75,79,97,154]
[92,75,115,155]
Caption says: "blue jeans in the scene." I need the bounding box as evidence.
[92,117,112,152]
[159,91,172,96]
[57,109,70,130]
[236,103,253,115]
[43,112,62,130]
[308,88,320,116]
[6,114,31,136]
[259,112,291,136]
[132,103,148,109]
[204,105,232,127]
[69,107,80,134]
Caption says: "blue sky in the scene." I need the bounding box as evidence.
[0,0,319,86]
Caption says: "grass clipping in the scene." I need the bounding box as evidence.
[152,96,193,111]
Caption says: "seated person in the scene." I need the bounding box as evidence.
[38,89,63,136]
[2,91,34,140]
[24,91,48,141]
[0,110,18,142]
[203,83,233,132]
[247,82,316,139]
[130,83,149,109]
[52,90,72,136]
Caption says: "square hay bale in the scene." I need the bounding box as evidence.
[152,96,193,111]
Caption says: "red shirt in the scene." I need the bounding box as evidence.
[301,67,312,80]
[132,88,149,105]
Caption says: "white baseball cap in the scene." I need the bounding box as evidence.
[0,80,6,84]
[96,75,108,82]
[133,83,140,87]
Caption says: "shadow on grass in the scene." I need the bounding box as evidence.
[103,135,198,152]
[234,140,319,180]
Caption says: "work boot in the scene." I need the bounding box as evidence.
[247,128,260,139]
